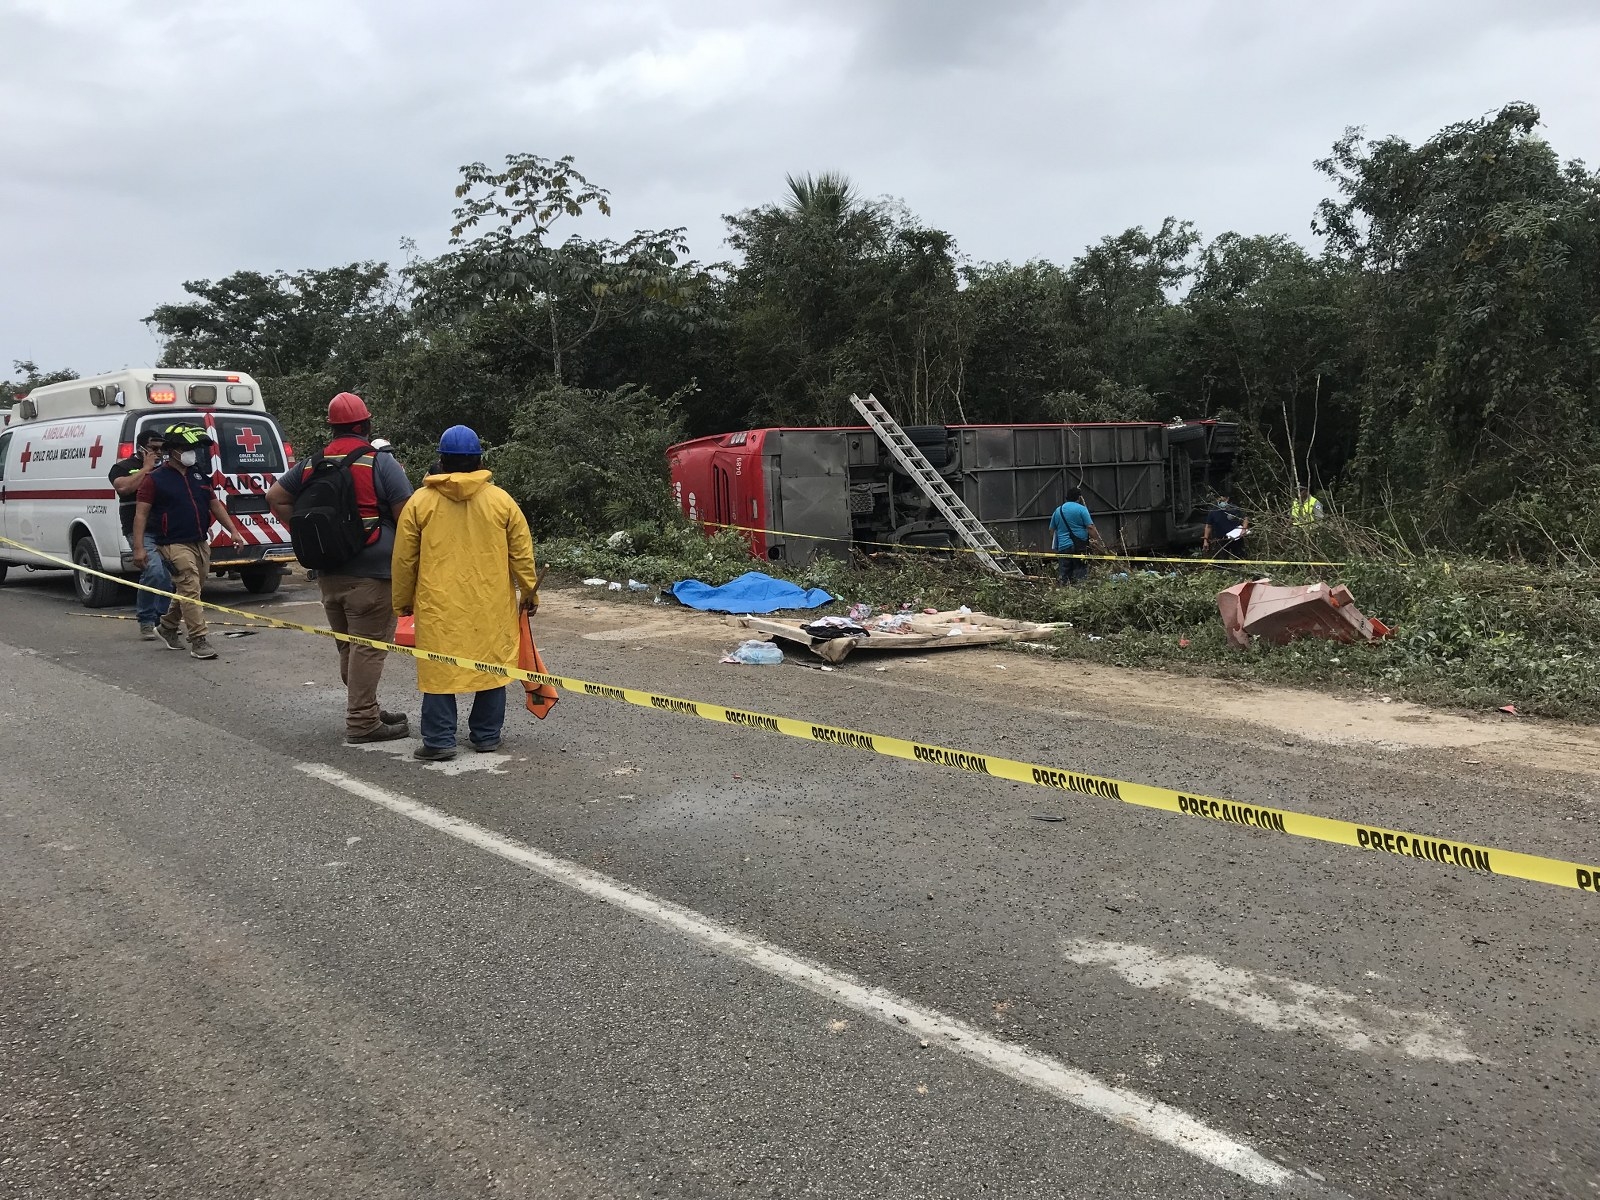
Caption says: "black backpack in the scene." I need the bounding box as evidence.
[288,446,376,570]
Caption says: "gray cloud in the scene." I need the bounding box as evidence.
[3,0,1598,374]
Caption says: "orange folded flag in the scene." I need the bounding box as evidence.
[518,612,558,719]
[394,614,416,647]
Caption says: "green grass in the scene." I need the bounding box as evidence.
[541,523,1600,721]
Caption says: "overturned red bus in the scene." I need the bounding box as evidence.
[668,419,1238,564]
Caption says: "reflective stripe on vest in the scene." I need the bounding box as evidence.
[321,435,382,544]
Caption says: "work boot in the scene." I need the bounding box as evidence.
[156,625,185,651]
[189,636,218,660]
[413,745,457,762]
[138,623,157,641]
[379,710,408,726]
[468,737,502,753]
[348,721,409,745]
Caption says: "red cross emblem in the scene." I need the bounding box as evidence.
[88,435,104,469]
[17,443,31,472]
[235,427,262,453]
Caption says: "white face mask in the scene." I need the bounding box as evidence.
[179,450,198,467]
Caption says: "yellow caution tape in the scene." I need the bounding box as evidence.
[68,612,264,628]
[702,522,1349,569]
[4,534,1593,895]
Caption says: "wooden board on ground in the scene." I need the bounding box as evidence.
[741,611,1065,664]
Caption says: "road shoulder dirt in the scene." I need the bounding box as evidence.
[536,586,1600,786]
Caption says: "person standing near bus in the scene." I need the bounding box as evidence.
[1048,488,1103,585]
[1203,493,1250,559]
[1291,485,1325,528]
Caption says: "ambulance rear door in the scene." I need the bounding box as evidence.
[128,410,296,567]
[205,410,294,562]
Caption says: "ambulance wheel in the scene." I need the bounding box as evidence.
[0,563,8,585]
[72,536,123,608]
[240,567,282,595]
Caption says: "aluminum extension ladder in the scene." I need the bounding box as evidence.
[848,393,1026,577]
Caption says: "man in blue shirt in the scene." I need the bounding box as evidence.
[1048,488,1102,585]
[1203,493,1250,559]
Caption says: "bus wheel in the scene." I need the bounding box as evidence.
[72,536,124,608]
[240,567,282,595]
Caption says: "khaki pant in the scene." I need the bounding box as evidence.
[157,541,211,640]
[319,575,396,736]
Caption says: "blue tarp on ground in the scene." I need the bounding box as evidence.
[670,571,834,614]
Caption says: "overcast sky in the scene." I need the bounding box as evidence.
[4,0,1599,377]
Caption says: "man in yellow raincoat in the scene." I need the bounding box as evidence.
[392,425,539,761]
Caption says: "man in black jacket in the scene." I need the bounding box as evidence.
[108,428,172,638]
[132,425,246,660]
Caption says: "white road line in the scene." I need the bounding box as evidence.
[1064,940,1476,1063]
[295,760,1308,1192]
[346,738,512,776]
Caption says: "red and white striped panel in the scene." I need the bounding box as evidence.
[199,411,290,546]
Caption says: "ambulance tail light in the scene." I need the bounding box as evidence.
[148,383,178,405]
[117,441,134,461]
[283,441,294,463]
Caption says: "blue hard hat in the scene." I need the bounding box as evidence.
[437,425,482,454]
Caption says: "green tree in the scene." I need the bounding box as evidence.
[959,221,1198,425]
[144,262,405,378]
[1180,233,1357,497]
[438,153,706,384]
[1313,102,1600,546]
[724,174,966,424]
[1,360,79,408]
[492,382,688,535]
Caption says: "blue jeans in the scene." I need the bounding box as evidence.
[135,532,172,625]
[420,687,507,750]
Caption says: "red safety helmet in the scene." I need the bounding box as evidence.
[327,392,372,424]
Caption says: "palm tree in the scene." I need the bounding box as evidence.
[783,172,858,227]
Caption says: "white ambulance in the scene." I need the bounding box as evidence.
[0,368,298,606]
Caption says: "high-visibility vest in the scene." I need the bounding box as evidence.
[1291,495,1319,526]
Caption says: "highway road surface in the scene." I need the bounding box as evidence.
[1,570,1595,1199]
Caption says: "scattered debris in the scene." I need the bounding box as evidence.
[1030,813,1065,822]
[605,530,633,551]
[221,631,257,638]
[1218,580,1391,650]
[742,609,1065,664]
[801,616,871,639]
[1499,704,1519,716]
[627,579,651,592]
[721,639,785,666]
[581,577,608,586]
